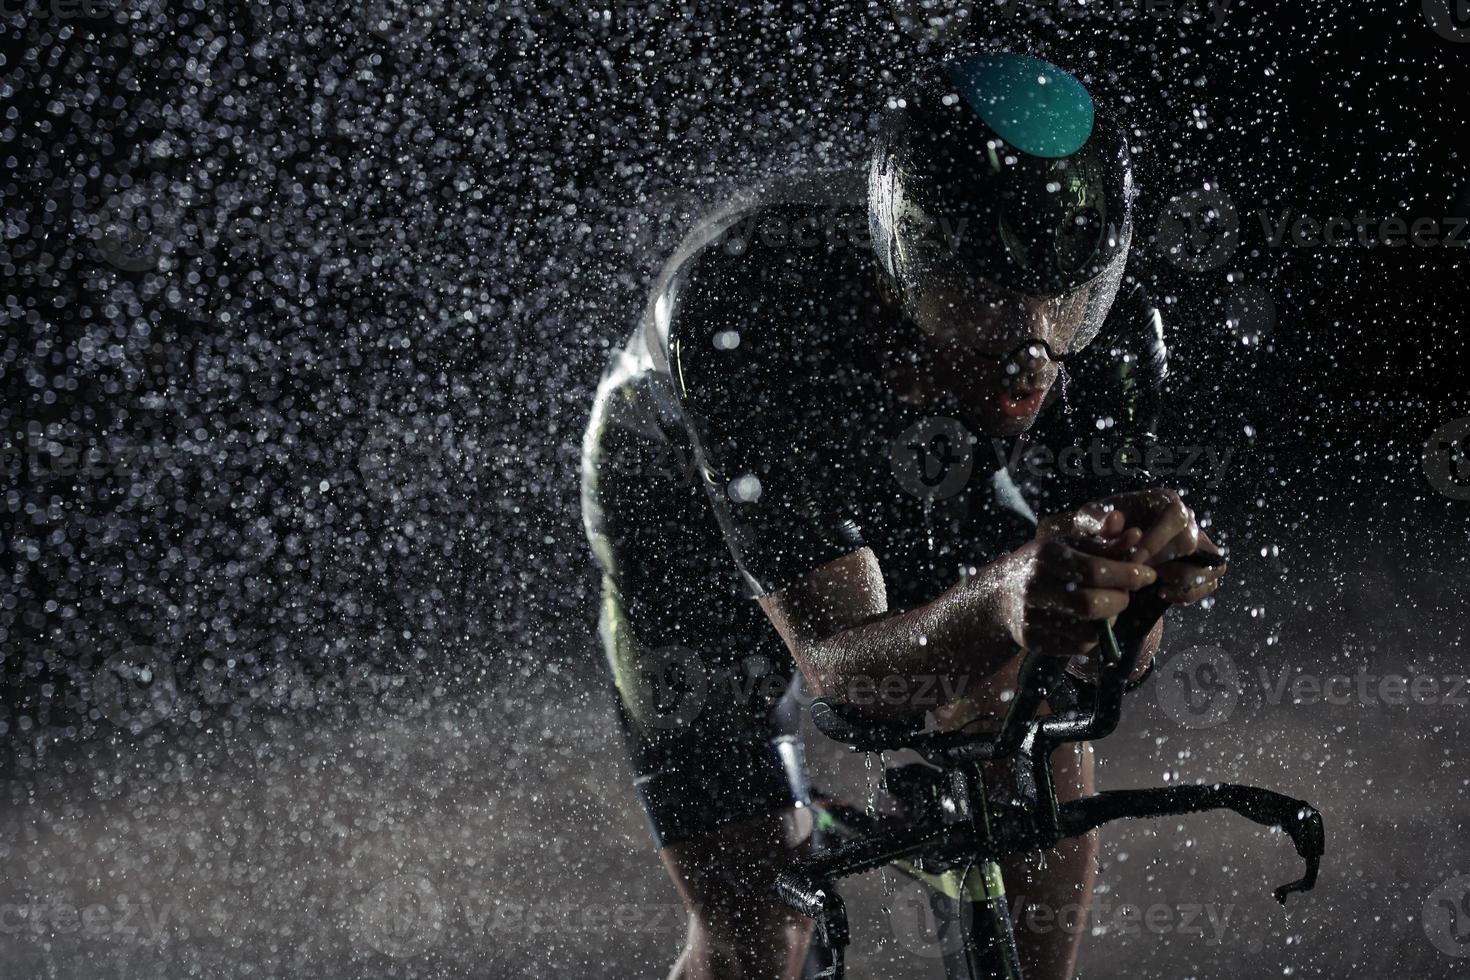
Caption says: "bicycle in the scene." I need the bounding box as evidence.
[775,552,1325,979]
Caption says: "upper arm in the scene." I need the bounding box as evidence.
[757,546,889,691]
[667,212,873,598]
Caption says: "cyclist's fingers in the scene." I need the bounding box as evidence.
[1147,524,1203,566]
[1155,559,1228,592]
[1134,494,1194,562]
[1032,584,1131,621]
[1098,487,1175,527]
[1158,576,1223,605]
[1039,541,1157,589]
[1067,525,1143,561]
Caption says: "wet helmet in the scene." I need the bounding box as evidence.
[869,51,1135,357]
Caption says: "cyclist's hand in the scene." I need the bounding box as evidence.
[1154,528,1227,604]
[1007,506,1158,656]
[1092,488,1229,604]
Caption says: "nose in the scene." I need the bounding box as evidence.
[1001,338,1056,389]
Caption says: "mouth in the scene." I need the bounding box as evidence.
[995,384,1048,420]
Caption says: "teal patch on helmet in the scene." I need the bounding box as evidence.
[942,52,1095,159]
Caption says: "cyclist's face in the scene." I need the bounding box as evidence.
[904,279,1087,437]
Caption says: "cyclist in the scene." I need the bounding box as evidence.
[582,51,1226,979]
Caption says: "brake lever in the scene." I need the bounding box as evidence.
[1057,784,1324,906]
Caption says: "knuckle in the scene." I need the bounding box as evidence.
[1038,539,1069,563]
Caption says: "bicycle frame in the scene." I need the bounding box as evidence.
[776,554,1325,979]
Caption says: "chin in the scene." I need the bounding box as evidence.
[993,412,1041,437]
[966,404,1040,438]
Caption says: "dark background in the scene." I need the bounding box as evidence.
[2,0,1468,976]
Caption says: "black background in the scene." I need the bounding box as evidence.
[2,1,1469,977]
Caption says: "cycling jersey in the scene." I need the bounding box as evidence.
[582,175,1168,847]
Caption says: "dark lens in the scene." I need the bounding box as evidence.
[1055,205,1106,274]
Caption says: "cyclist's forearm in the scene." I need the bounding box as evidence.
[795,552,1025,700]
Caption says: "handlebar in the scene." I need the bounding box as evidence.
[1059,784,1324,905]
[809,550,1227,758]
[795,546,1323,906]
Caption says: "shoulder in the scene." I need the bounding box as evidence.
[653,186,885,413]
